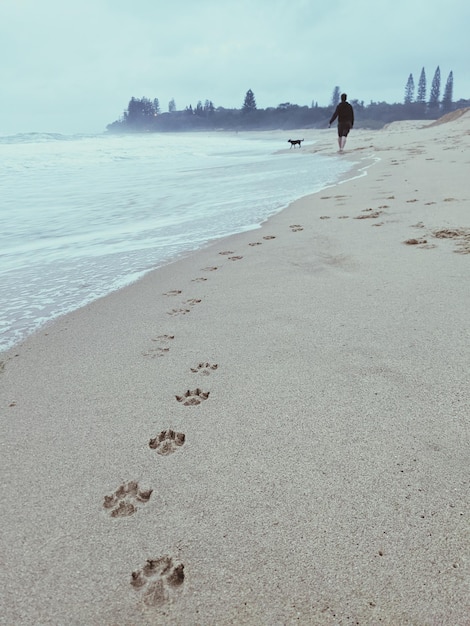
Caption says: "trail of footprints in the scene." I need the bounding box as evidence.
[317,194,470,254]
[103,238,278,611]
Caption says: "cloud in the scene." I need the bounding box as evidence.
[0,0,468,133]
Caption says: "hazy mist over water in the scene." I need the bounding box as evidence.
[1,131,357,351]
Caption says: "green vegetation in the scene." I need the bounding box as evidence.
[107,71,469,133]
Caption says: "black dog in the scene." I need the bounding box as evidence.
[288,139,304,148]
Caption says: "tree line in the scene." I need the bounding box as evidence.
[107,69,469,133]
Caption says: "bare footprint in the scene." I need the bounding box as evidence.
[191,362,218,375]
[219,250,234,255]
[191,277,207,282]
[149,430,185,456]
[131,556,185,607]
[228,256,243,261]
[185,298,201,306]
[103,481,153,517]
[202,266,218,271]
[319,215,331,219]
[175,388,210,406]
[248,242,262,246]
[263,235,276,240]
[290,224,303,231]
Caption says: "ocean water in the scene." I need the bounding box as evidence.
[0,131,356,352]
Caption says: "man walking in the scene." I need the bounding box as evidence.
[329,93,354,153]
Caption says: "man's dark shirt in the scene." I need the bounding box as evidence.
[329,101,354,126]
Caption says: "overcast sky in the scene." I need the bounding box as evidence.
[1,0,468,135]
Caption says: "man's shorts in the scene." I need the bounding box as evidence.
[338,122,352,137]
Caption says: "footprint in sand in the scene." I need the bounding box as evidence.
[338,215,350,219]
[404,238,428,245]
[432,228,470,254]
[319,215,331,219]
[354,209,383,220]
[263,235,276,240]
[191,362,218,375]
[143,334,175,358]
[248,241,262,246]
[289,224,304,232]
[191,277,208,282]
[228,255,243,261]
[163,290,182,296]
[219,250,234,255]
[103,481,152,517]
[202,266,219,271]
[163,299,200,316]
[131,556,185,608]
[167,308,191,316]
[175,388,209,406]
[149,429,185,456]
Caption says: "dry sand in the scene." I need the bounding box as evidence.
[1,111,469,625]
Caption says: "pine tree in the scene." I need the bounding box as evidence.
[428,66,441,111]
[330,86,341,107]
[404,74,415,104]
[242,89,257,112]
[168,98,176,112]
[417,67,426,104]
[153,98,160,114]
[124,97,156,126]
[441,71,454,113]
[204,100,215,114]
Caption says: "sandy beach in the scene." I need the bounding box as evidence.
[1,111,469,625]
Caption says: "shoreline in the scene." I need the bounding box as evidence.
[0,136,364,356]
[1,115,469,625]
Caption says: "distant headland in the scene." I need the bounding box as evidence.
[107,77,470,133]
